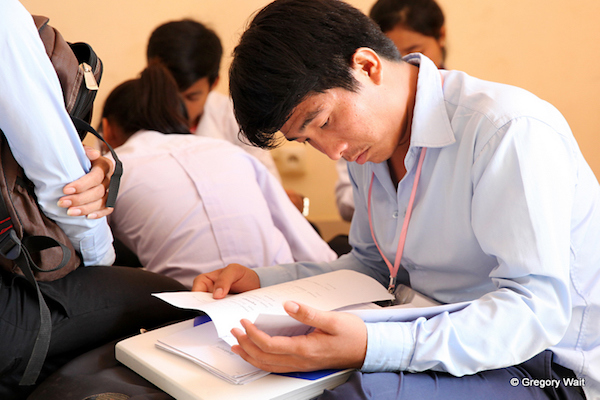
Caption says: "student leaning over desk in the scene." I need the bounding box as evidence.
[193,0,600,399]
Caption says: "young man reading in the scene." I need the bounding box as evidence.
[193,0,600,399]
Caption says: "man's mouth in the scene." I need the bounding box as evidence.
[349,148,369,164]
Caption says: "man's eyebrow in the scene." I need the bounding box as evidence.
[299,107,323,132]
[284,107,323,142]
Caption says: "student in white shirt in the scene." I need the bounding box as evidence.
[146,19,281,181]
[194,1,599,399]
[103,63,337,289]
[0,3,196,398]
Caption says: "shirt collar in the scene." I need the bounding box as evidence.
[403,53,456,149]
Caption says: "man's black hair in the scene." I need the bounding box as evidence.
[229,0,400,149]
[147,19,222,91]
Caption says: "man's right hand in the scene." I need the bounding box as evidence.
[192,263,260,298]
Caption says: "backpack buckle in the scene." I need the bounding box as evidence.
[0,229,22,260]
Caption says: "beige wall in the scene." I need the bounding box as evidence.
[21,0,600,227]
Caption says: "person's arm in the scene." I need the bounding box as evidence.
[0,0,115,266]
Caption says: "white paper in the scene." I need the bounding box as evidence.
[156,321,270,385]
[154,270,394,345]
[346,301,471,322]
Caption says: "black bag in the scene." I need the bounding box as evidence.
[0,15,122,386]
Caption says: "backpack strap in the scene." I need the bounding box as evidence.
[0,212,53,386]
[70,117,123,208]
[14,248,53,386]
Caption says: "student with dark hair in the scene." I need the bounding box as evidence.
[194,1,600,399]
[336,0,447,222]
[146,19,281,182]
[102,62,191,142]
[147,20,222,130]
[103,63,336,289]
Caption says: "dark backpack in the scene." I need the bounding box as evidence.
[0,15,122,386]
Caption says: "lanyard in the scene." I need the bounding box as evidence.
[368,147,427,293]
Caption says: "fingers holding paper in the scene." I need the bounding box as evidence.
[230,301,367,373]
[192,263,260,298]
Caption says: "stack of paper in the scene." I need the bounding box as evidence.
[156,321,269,384]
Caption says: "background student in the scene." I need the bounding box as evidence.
[146,18,311,214]
[146,20,280,179]
[103,62,337,288]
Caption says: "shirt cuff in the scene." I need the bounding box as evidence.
[78,221,115,266]
[254,264,298,287]
[362,321,415,372]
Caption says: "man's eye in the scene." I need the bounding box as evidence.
[320,119,329,129]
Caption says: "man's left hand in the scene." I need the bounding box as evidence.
[230,301,367,373]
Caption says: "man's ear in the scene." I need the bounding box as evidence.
[350,47,383,85]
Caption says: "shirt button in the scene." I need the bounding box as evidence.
[392,211,399,218]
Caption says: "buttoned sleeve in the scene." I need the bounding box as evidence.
[0,0,115,266]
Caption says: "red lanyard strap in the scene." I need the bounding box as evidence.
[368,147,427,293]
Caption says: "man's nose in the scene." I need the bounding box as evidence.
[319,139,348,161]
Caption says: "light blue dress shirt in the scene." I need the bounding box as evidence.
[255,54,600,399]
[0,0,115,266]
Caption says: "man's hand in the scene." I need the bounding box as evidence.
[192,263,260,298]
[230,301,367,373]
[58,146,114,219]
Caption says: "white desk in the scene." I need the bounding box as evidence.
[116,319,353,400]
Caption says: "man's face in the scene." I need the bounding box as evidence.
[281,77,404,164]
[181,76,214,129]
